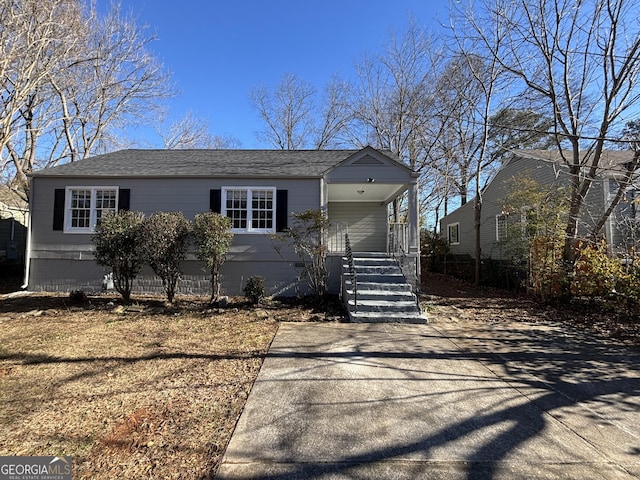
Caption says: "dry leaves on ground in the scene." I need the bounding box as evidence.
[2,274,639,479]
[0,293,335,479]
[421,271,640,346]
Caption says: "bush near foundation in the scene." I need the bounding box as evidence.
[93,210,145,302]
[141,212,192,303]
[244,276,266,305]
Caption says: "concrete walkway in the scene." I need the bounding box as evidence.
[216,321,640,479]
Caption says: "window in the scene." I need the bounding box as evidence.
[447,222,459,245]
[222,187,275,233]
[65,187,118,233]
[496,214,509,241]
[496,211,526,241]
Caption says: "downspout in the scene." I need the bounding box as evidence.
[21,179,33,289]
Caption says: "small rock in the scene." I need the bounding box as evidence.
[217,296,229,308]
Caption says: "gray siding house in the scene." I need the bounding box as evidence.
[440,150,638,261]
[25,147,420,296]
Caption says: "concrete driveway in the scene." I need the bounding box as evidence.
[216,320,640,479]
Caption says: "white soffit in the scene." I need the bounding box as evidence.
[327,183,406,202]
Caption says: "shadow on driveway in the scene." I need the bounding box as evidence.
[216,321,640,480]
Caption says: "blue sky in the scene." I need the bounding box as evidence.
[113,0,451,148]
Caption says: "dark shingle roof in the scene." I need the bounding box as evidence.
[514,149,637,168]
[31,149,373,178]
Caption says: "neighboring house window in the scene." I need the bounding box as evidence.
[497,211,526,241]
[447,222,459,245]
[65,187,118,233]
[222,187,276,233]
[496,214,509,241]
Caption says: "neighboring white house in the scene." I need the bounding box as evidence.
[440,149,639,260]
[25,147,420,296]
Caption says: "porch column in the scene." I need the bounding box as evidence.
[320,176,329,213]
[408,177,420,255]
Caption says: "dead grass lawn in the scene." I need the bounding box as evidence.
[0,293,317,479]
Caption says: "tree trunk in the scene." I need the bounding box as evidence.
[474,196,482,286]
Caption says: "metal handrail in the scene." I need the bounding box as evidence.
[345,233,357,311]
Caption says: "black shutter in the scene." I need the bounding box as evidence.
[276,189,288,232]
[210,189,222,213]
[118,189,130,212]
[53,189,65,231]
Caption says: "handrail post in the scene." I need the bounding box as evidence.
[345,233,357,312]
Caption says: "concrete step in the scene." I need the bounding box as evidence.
[349,310,427,324]
[347,299,421,313]
[353,273,407,284]
[344,288,416,301]
[342,253,426,323]
[343,265,402,275]
[351,252,390,258]
[352,257,398,266]
[343,281,413,293]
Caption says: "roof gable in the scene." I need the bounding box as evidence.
[338,146,409,170]
[325,147,413,186]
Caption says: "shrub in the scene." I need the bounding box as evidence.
[93,210,145,302]
[281,209,330,300]
[244,276,266,305]
[192,212,233,303]
[141,212,192,303]
[571,240,620,297]
[571,240,640,303]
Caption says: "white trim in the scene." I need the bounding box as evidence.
[64,186,119,234]
[447,222,460,245]
[496,214,508,241]
[221,186,277,234]
[21,194,33,289]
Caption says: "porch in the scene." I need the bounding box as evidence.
[319,147,421,293]
[327,222,411,257]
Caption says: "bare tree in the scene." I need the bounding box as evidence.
[250,73,316,150]
[349,19,435,168]
[464,0,640,264]
[1,0,173,200]
[0,0,81,194]
[429,54,493,207]
[250,72,351,150]
[313,75,352,149]
[347,20,442,225]
[446,2,515,286]
[159,111,241,149]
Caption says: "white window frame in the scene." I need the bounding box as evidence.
[64,186,119,234]
[447,222,460,245]
[222,186,276,234]
[496,214,509,241]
